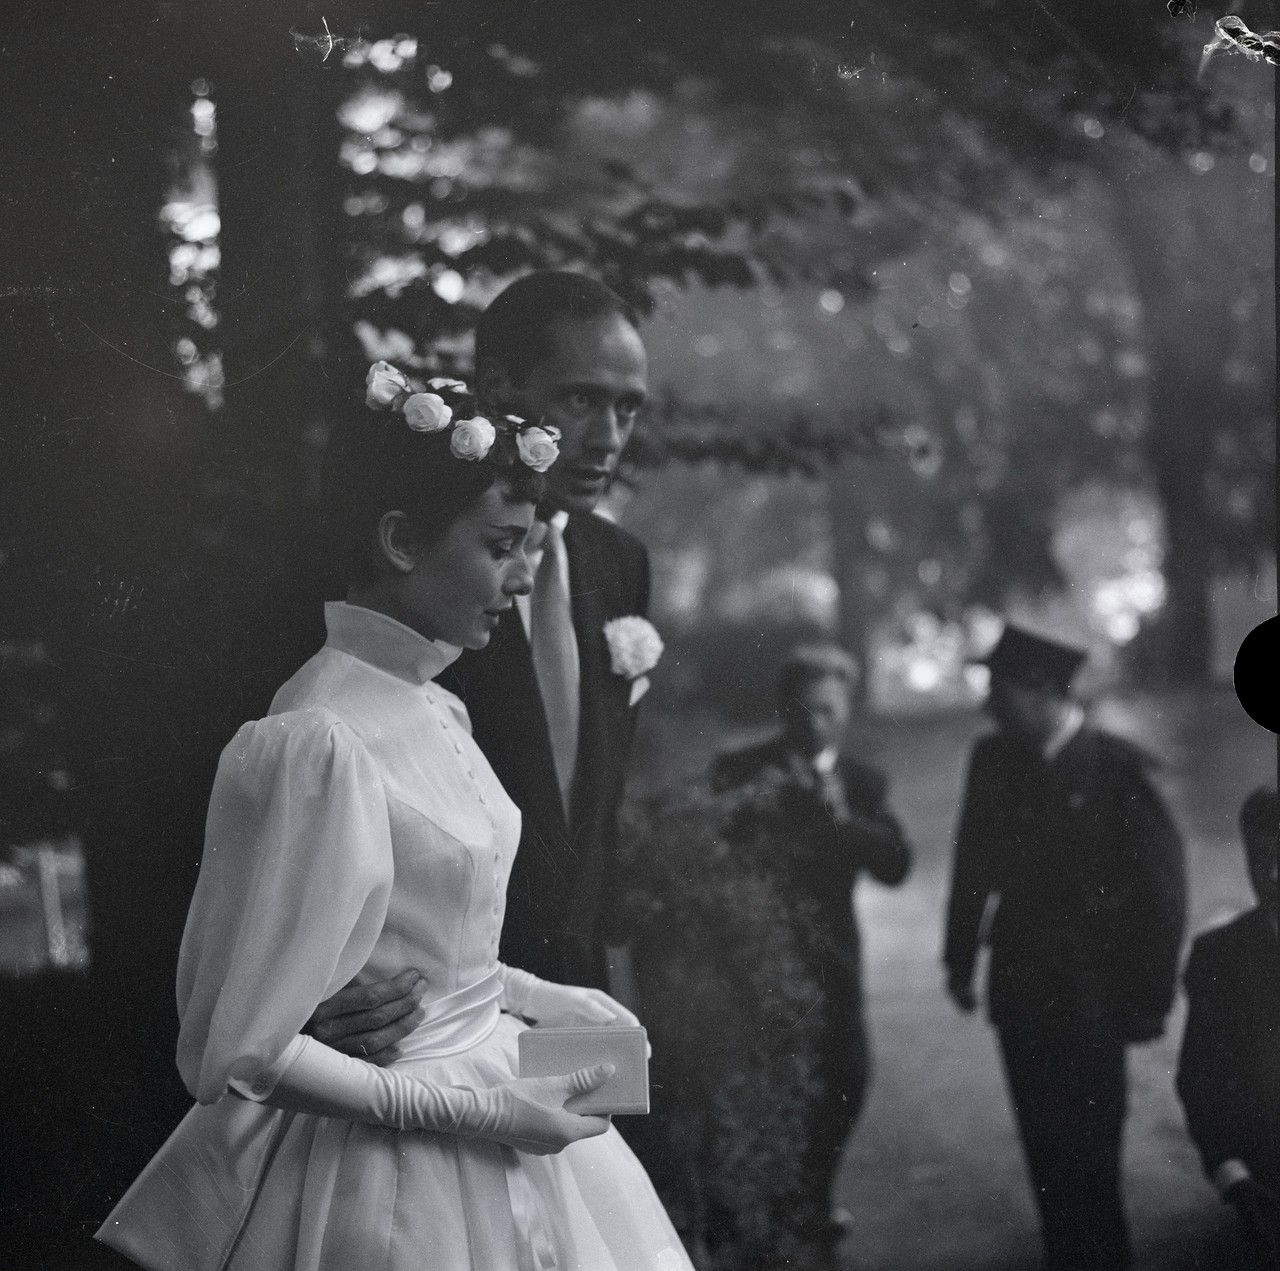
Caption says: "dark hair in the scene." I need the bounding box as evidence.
[474,271,639,386]
[323,391,544,588]
[1240,785,1278,862]
[776,643,860,702]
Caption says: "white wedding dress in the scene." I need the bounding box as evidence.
[97,601,691,1271]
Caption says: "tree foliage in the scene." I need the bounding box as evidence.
[317,0,1255,359]
[302,1,1272,681]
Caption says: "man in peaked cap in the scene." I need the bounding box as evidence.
[943,623,1187,1271]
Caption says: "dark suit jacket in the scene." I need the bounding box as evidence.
[438,512,650,989]
[1176,906,1280,1194]
[943,725,1187,1038]
[709,735,912,994]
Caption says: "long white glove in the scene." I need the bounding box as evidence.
[263,1035,613,1155]
[498,963,640,1029]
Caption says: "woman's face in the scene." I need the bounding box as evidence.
[399,484,535,649]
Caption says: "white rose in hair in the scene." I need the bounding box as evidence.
[365,360,411,408]
[402,392,453,433]
[516,426,560,473]
[603,616,664,679]
[450,416,496,461]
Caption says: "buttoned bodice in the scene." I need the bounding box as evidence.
[175,602,522,1102]
[278,603,520,991]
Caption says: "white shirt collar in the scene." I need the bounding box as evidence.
[1043,702,1085,761]
[811,746,839,775]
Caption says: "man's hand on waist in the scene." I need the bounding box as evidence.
[304,969,429,1066]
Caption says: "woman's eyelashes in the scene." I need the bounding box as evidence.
[489,533,529,561]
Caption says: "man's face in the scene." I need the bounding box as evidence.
[984,674,1057,743]
[780,674,852,759]
[484,313,648,515]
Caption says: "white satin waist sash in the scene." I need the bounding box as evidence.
[390,966,560,1269]
[392,965,504,1062]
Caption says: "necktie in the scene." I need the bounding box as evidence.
[800,752,850,823]
[529,520,580,817]
[815,766,851,822]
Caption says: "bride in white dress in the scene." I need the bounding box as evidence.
[97,365,692,1271]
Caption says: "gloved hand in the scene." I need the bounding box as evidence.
[264,1034,614,1156]
[475,1070,617,1154]
[499,963,640,1029]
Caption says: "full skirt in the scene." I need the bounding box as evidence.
[97,1012,691,1271]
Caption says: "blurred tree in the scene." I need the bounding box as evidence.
[1109,122,1275,683]
[0,5,204,1256]
[2,4,356,1258]
[320,0,1273,680]
[322,0,1238,335]
[823,176,1155,684]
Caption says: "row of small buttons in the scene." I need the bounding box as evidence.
[427,687,502,957]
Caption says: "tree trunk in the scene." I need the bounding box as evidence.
[1,8,351,1258]
[1145,371,1217,683]
[197,27,350,736]
[1108,140,1266,685]
[0,6,211,1259]
[827,460,876,712]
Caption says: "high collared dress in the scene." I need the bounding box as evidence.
[96,601,690,1271]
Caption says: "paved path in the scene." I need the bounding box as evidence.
[826,690,1273,1270]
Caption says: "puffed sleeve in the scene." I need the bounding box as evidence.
[175,709,394,1105]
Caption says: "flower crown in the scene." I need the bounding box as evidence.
[364,360,561,473]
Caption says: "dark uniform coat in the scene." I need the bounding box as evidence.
[943,723,1186,1271]
[1177,906,1280,1196]
[944,725,1186,1036]
[438,511,649,990]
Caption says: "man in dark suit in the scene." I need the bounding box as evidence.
[943,624,1187,1271]
[447,271,651,992]
[1177,785,1279,1266]
[709,643,912,1247]
[306,272,653,1057]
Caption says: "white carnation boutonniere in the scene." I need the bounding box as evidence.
[603,616,664,707]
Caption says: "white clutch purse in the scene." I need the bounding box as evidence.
[517,1025,650,1115]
